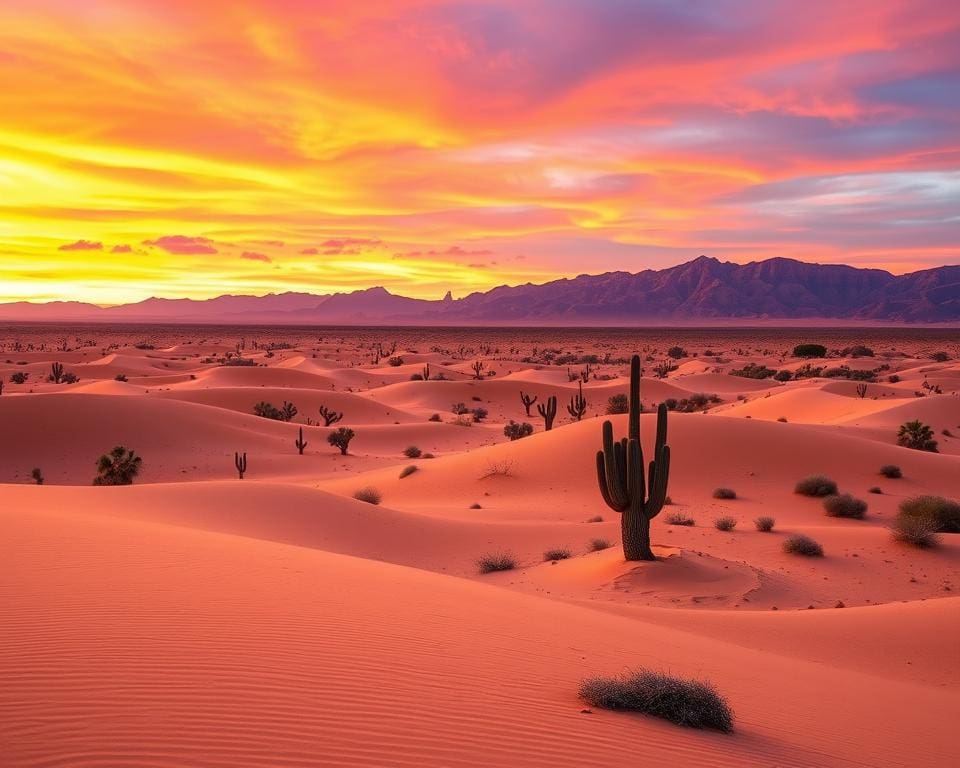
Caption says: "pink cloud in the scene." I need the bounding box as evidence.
[143,235,218,254]
[58,239,102,251]
[111,244,133,253]
[299,247,319,254]
[241,251,272,263]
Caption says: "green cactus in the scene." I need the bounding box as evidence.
[567,381,587,421]
[295,427,308,455]
[235,451,247,479]
[596,355,671,561]
[537,394,557,431]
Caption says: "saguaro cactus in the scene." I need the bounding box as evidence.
[422,364,431,381]
[295,427,308,455]
[567,381,587,421]
[520,391,538,416]
[50,362,64,383]
[235,451,247,479]
[595,355,671,561]
[471,360,485,379]
[537,395,557,431]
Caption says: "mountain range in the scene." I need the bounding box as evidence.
[2,256,958,324]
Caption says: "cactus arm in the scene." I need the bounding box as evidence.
[596,451,626,512]
[601,421,629,509]
[628,355,641,441]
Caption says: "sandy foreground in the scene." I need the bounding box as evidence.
[1,328,958,767]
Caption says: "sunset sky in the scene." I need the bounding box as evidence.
[1,0,958,304]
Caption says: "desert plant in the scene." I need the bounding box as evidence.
[328,427,355,455]
[793,344,827,358]
[754,516,775,532]
[823,493,867,519]
[421,363,430,381]
[504,420,533,441]
[879,464,902,479]
[471,406,488,423]
[403,445,422,458]
[428,413,441,422]
[931,351,950,362]
[93,446,142,486]
[783,534,823,556]
[519,391,538,416]
[318,405,343,426]
[49,361,64,383]
[773,370,792,382]
[61,372,79,384]
[586,515,604,523]
[477,552,516,574]
[254,401,284,420]
[890,515,940,548]
[713,516,737,531]
[387,355,404,366]
[399,464,418,479]
[596,355,670,561]
[295,427,308,455]
[795,475,838,497]
[606,393,629,414]
[471,360,485,379]
[10,371,28,385]
[653,361,676,379]
[115,373,128,382]
[481,459,516,478]
[537,395,557,431]
[868,486,882,494]
[567,381,587,421]
[353,486,382,504]
[543,548,572,561]
[712,487,737,500]
[897,420,938,452]
[666,346,687,359]
[579,670,734,733]
[590,538,612,551]
[31,467,44,485]
[666,512,695,526]
[234,451,247,479]
[898,495,960,533]
[856,383,868,399]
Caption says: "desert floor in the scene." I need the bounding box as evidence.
[1,325,958,767]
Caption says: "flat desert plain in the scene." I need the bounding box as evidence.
[1,325,958,767]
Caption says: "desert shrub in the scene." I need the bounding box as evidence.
[931,351,950,362]
[403,445,422,458]
[754,516,775,532]
[590,538,612,551]
[10,372,28,384]
[890,515,940,548]
[586,515,604,523]
[606,393,629,414]
[61,372,80,384]
[503,420,534,441]
[823,493,867,519]
[793,363,824,379]
[353,486,382,505]
[327,427,355,455]
[93,446,142,486]
[31,468,44,485]
[114,373,128,382]
[730,363,776,379]
[712,487,737,500]
[783,534,823,556]
[898,496,960,533]
[482,459,516,478]
[387,356,404,366]
[428,413,441,422]
[897,420,938,452]
[879,464,902,478]
[477,552,516,574]
[469,502,482,509]
[422,452,435,459]
[793,343,827,358]
[666,512,695,526]
[713,516,737,531]
[399,465,418,479]
[773,370,792,382]
[887,374,901,383]
[842,345,874,358]
[543,548,572,561]
[666,346,687,359]
[409,373,424,381]
[579,670,734,733]
[795,475,838,497]
[868,486,882,494]
[471,407,488,422]
[253,401,284,420]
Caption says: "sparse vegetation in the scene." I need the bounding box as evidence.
[503,420,534,441]
[666,512,695,526]
[477,552,516,574]
[712,487,737,500]
[403,445,422,458]
[590,538,612,551]
[897,420,938,452]
[31,468,44,485]
[328,427,355,455]
[543,548,572,561]
[823,493,867,519]
[93,446,142,486]
[399,465,418,479]
[793,343,827,358]
[898,495,960,533]
[795,475,838,497]
[783,534,823,556]
[606,393,629,414]
[713,516,737,531]
[579,670,734,733]
[879,464,902,479]
[890,516,940,548]
[754,516,775,532]
[353,486,382,505]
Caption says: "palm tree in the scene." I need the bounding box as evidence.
[93,446,142,485]
[897,420,938,453]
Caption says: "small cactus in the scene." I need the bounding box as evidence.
[567,381,587,421]
[318,405,343,426]
[295,427,308,455]
[537,395,557,431]
[235,451,247,479]
[472,360,485,379]
[856,383,868,399]
[422,363,430,381]
[520,391,538,416]
[50,362,64,383]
